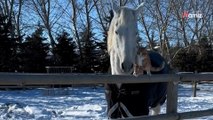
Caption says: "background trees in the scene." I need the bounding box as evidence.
[0,14,19,72]
[0,0,212,73]
[172,36,213,72]
[53,31,78,67]
[19,27,49,73]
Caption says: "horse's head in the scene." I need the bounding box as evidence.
[108,1,144,73]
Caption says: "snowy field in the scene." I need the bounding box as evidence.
[0,83,212,120]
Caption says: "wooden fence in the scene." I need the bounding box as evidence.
[177,72,213,97]
[0,73,212,120]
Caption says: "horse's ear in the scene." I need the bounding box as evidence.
[111,0,119,14]
[135,2,144,15]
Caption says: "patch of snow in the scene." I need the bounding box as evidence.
[0,83,212,120]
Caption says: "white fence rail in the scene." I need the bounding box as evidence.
[0,73,212,120]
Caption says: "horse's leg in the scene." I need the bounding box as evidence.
[150,104,161,115]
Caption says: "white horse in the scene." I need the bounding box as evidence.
[106,1,168,119]
[107,2,143,76]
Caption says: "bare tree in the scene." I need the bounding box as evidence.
[14,0,23,39]
[0,0,16,38]
[119,0,128,6]
[31,0,56,48]
[92,0,108,32]
[136,0,174,61]
[69,0,96,64]
[85,0,91,37]
[171,0,189,47]
[69,0,83,62]
[1,0,211,66]
[0,0,14,17]
[155,0,173,61]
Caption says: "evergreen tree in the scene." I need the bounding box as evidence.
[19,26,49,73]
[79,27,98,73]
[93,10,114,73]
[96,32,110,73]
[172,36,213,72]
[0,14,19,72]
[197,36,213,72]
[53,31,78,66]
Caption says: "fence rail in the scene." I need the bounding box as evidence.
[0,72,212,120]
[0,73,212,86]
[118,109,213,120]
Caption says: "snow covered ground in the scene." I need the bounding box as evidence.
[0,83,212,120]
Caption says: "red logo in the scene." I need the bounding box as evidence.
[182,11,203,19]
[182,11,189,19]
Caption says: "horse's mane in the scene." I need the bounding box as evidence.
[107,18,115,53]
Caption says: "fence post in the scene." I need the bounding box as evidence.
[166,81,178,114]
[46,66,50,73]
[192,81,197,97]
[192,71,198,97]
